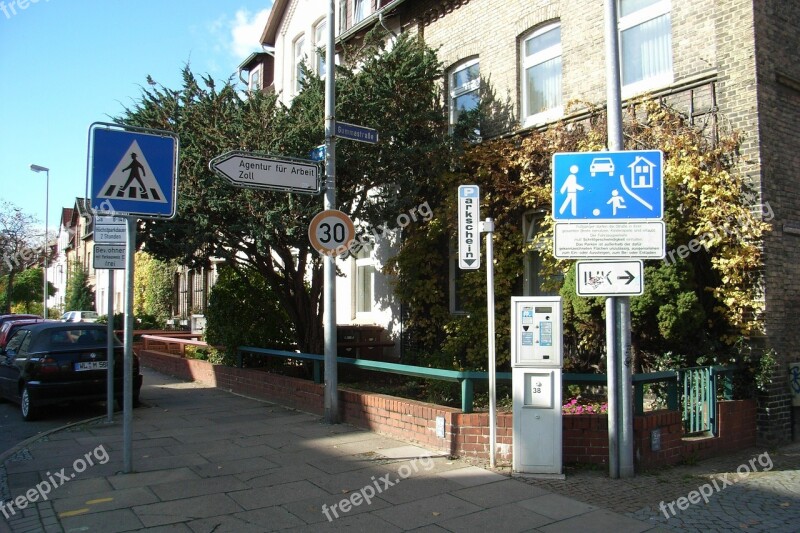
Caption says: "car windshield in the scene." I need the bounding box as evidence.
[48,328,107,347]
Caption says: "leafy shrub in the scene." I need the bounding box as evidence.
[205,265,295,361]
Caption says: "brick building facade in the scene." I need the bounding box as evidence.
[258,0,800,443]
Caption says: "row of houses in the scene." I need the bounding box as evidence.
[45,198,216,329]
[234,0,799,445]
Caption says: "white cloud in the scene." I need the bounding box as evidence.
[230,8,271,59]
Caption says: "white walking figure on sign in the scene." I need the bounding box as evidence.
[559,165,583,216]
[607,189,626,216]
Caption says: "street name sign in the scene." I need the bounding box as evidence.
[458,185,480,269]
[576,260,644,297]
[89,123,179,219]
[552,150,665,259]
[309,144,326,161]
[94,215,126,244]
[210,151,320,195]
[93,244,126,270]
[335,121,378,144]
[308,210,356,256]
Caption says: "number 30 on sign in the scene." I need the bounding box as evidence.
[308,209,356,256]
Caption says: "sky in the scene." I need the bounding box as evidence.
[0,0,272,236]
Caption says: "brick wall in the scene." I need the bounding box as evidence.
[752,0,800,445]
[140,350,756,468]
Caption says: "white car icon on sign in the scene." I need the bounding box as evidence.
[590,157,615,177]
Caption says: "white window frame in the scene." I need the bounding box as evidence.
[618,0,673,97]
[449,58,480,131]
[249,64,262,92]
[521,22,563,128]
[293,35,306,94]
[354,0,370,24]
[352,247,375,318]
[314,20,327,78]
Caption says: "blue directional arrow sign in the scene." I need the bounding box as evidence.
[88,123,179,219]
[552,150,663,221]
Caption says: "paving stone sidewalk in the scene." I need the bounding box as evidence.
[1,367,665,533]
[512,440,800,531]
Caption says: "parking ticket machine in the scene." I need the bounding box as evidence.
[511,296,563,475]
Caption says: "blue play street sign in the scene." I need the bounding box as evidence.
[335,121,378,144]
[89,123,179,219]
[552,150,663,221]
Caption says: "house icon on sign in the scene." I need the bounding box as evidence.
[628,156,656,189]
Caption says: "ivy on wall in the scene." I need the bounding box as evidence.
[389,99,770,372]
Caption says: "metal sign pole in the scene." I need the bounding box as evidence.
[483,219,497,468]
[123,217,136,472]
[323,0,339,424]
[106,270,115,423]
[605,0,634,478]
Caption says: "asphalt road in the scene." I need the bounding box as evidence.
[0,399,110,456]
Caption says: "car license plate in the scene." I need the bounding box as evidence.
[74,361,108,371]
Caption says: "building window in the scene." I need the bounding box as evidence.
[249,65,262,92]
[315,21,327,78]
[522,212,561,296]
[294,35,306,94]
[618,0,672,94]
[521,22,562,126]
[449,59,480,134]
[354,0,369,24]
[353,247,375,316]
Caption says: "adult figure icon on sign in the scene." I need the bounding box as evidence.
[559,165,583,216]
[607,189,626,215]
[118,153,148,198]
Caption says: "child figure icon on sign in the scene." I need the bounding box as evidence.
[607,189,626,216]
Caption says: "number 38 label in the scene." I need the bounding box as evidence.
[308,209,356,256]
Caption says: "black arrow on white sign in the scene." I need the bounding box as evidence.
[617,270,636,285]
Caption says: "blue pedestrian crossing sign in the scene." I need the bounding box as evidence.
[552,151,663,221]
[89,123,179,219]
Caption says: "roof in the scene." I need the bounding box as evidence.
[260,0,289,47]
[237,51,273,72]
[60,208,74,228]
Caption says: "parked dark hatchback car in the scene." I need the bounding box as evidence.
[0,322,143,420]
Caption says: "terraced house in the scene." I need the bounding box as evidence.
[241,0,800,444]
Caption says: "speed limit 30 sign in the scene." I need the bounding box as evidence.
[308,209,356,256]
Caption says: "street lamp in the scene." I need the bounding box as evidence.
[30,164,49,319]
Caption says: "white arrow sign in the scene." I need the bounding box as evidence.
[209,151,320,194]
[458,185,480,269]
[576,260,644,297]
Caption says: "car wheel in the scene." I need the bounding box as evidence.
[21,385,39,421]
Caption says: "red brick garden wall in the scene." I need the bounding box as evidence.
[140,350,756,469]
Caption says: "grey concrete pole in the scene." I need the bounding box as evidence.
[605,297,619,478]
[123,217,136,471]
[618,296,634,477]
[484,218,496,468]
[605,0,634,479]
[323,0,339,424]
[106,270,115,423]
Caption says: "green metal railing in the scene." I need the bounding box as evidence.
[678,365,736,435]
[237,346,702,415]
